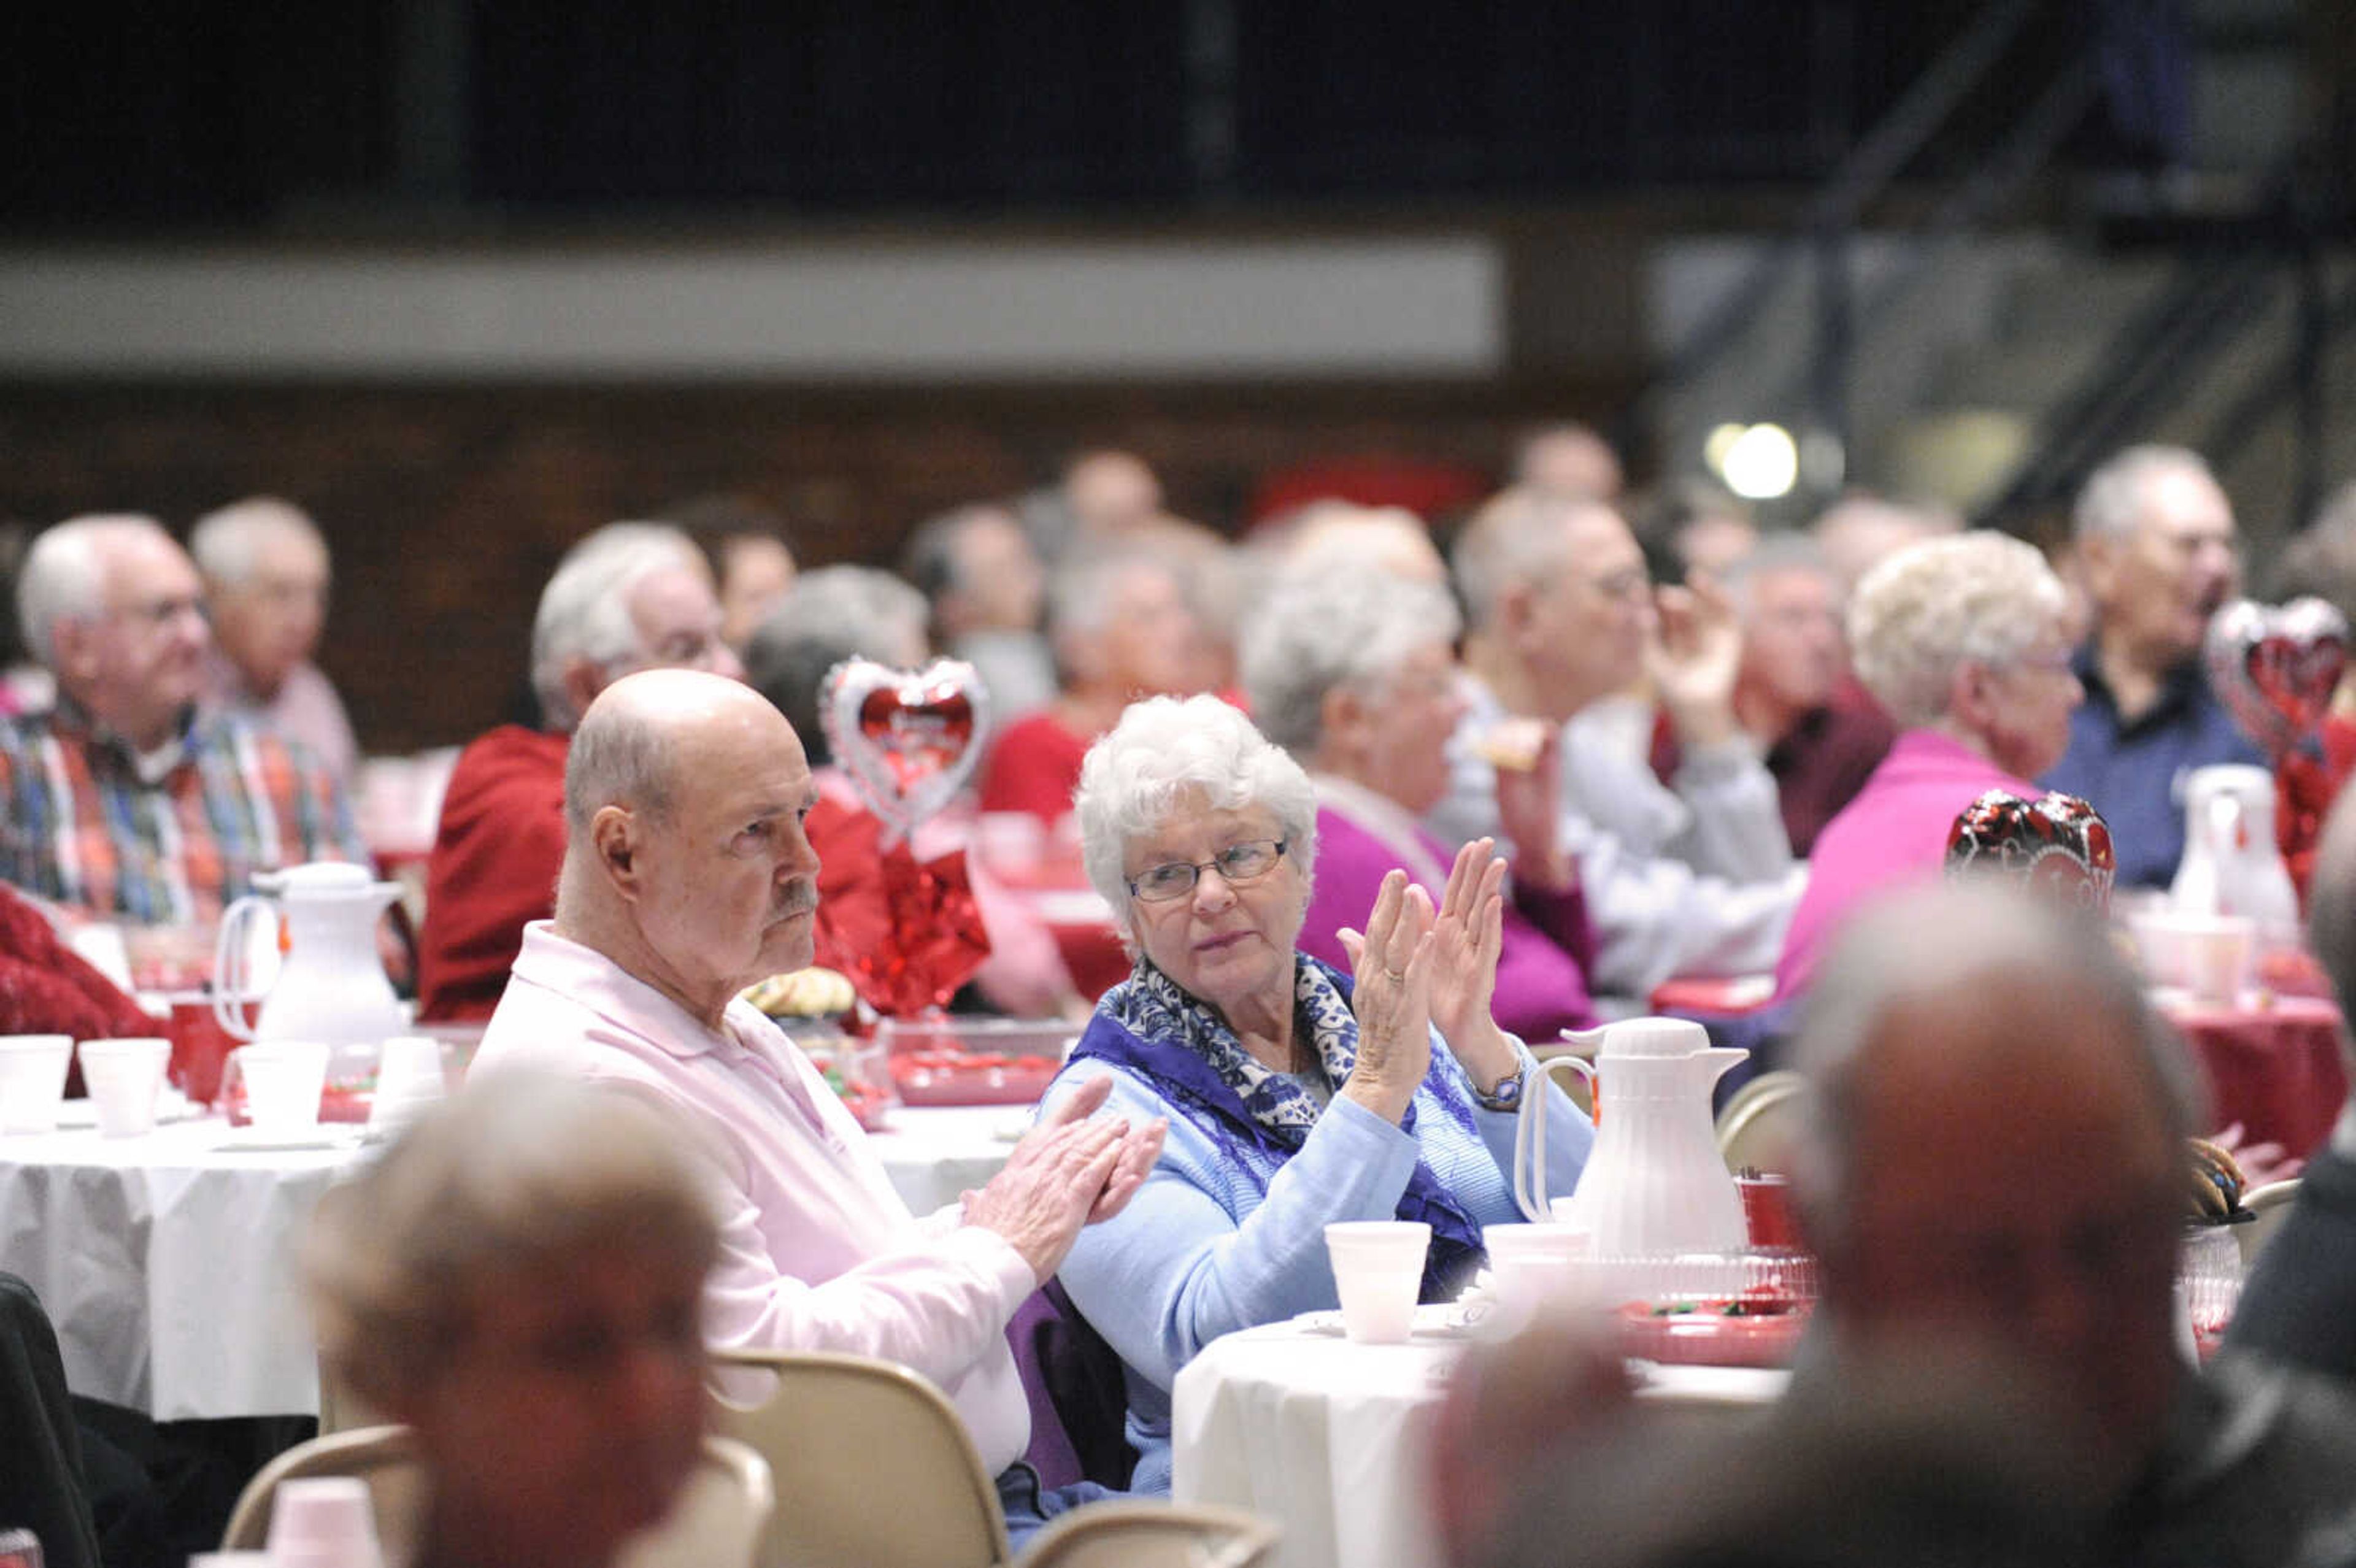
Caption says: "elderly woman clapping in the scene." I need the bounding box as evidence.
[1244,561,1599,1039]
[1774,531,2082,999]
[1036,694,1595,1494]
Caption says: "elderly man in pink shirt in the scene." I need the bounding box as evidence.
[471,668,1165,1541]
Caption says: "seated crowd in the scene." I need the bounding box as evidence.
[13,432,2356,1567]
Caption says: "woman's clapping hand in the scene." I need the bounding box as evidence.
[1425,839,1522,1091]
[1337,870,1435,1124]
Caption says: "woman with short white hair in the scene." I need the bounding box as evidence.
[1037,693,1594,1494]
[1774,530,2082,998]
[1244,563,1597,1039]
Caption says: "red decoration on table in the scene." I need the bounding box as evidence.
[1944,790,2115,915]
[890,1048,1063,1107]
[2205,598,2349,899]
[2205,598,2348,758]
[809,798,991,1018]
[1616,1291,1811,1368]
[822,657,990,843]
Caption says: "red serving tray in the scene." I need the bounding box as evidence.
[1616,1300,1810,1368]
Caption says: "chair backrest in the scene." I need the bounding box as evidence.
[222,1426,771,1568]
[2235,1178,2303,1272]
[1015,1501,1279,1568]
[221,1426,423,1554]
[1716,1070,1807,1174]
[710,1347,1011,1568]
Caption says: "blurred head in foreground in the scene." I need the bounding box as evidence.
[1465,1337,2103,1568]
[1793,881,2196,1488]
[306,1074,719,1568]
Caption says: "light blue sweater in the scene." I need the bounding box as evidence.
[1038,1039,1593,1494]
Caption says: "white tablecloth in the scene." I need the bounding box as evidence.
[866,1103,1026,1214]
[0,1114,369,1420]
[1172,1313,1787,1568]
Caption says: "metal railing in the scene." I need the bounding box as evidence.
[1624,0,2062,471]
[1973,153,2345,531]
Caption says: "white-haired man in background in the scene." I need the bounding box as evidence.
[2042,445,2262,889]
[190,495,358,786]
[1709,534,1894,857]
[416,522,742,1021]
[0,513,364,925]
[1429,490,1802,999]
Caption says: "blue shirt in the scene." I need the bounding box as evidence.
[1038,1038,1592,1494]
[2040,647,2266,890]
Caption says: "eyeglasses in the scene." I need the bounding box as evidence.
[106,594,207,632]
[1126,839,1287,903]
[1576,566,1652,604]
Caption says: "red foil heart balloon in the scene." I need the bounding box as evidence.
[1946,790,2115,915]
[822,658,991,840]
[2203,598,2349,758]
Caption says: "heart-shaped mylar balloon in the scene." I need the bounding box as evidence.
[2202,597,2349,758]
[822,658,991,840]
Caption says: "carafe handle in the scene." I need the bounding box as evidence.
[212,896,269,1040]
[1514,1055,1595,1222]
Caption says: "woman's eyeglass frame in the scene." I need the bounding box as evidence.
[1126,839,1289,902]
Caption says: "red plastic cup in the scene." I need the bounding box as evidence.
[163,994,248,1109]
[1736,1172,1801,1251]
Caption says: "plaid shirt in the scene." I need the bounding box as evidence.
[0,701,368,926]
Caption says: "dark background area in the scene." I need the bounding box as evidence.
[0,2,2106,752]
[5,2,2022,228]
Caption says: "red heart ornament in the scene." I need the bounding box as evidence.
[2203,598,2348,758]
[822,658,991,840]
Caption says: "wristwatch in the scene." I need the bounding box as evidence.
[1471,1064,1525,1113]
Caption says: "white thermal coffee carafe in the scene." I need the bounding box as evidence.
[1514,1016,1748,1258]
[2170,764,2298,943]
[213,862,406,1049]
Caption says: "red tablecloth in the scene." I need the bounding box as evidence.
[2161,994,2349,1158]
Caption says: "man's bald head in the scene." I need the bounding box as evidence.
[558,670,822,1018]
[564,669,790,838]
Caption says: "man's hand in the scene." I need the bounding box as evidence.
[1492,726,1573,893]
[1646,580,1744,750]
[961,1075,1167,1280]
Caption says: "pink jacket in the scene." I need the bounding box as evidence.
[1775,729,2033,1001]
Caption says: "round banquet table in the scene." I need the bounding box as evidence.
[2157,993,2350,1159]
[1171,1312,1787,1568]
[866,1102,1026,1213]
[0,1112,369,1420]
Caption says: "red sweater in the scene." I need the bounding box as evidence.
[977,710,1093,826]
[417,726,571,1022]
[0,883,152,1042]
